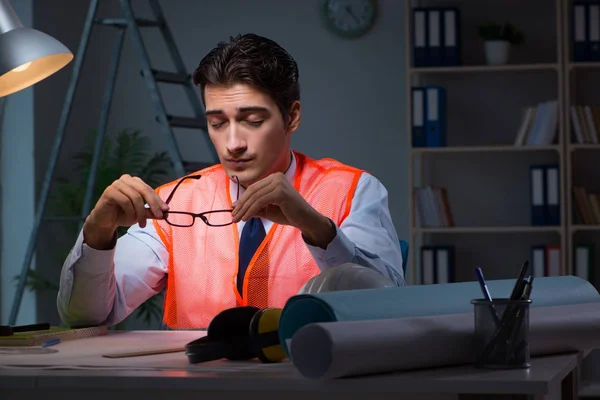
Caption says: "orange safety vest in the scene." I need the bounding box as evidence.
[153,151,363,329]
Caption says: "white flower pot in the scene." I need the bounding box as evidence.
[484,40,510,65]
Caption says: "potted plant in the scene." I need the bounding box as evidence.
[477,22,524,65]
[18,128,173,329]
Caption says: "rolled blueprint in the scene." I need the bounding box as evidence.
[289,301,600,379]
[279,275,600,356]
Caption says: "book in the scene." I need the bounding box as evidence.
[0,325,109,346]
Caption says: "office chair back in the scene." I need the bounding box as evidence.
[400,240,409,280]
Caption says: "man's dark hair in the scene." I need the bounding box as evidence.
[192,33,300,121]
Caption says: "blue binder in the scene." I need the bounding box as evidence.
[544,164,560,226]
[530,165,546,226]
[441,7,461,66]
[589,2,600,61]
[411,87,426,147]
[573,2,589,61]
[424,86,446,147]
[427,8,443,66]
[412,8,428,67]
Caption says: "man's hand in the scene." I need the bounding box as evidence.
[231,173,336,248]
[83,174,169,250]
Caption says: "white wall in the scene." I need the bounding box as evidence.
[0,0,36,325]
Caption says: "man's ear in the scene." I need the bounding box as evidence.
[285,101,301,133]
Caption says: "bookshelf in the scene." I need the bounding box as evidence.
[406,0,568,285]
[563,0,600,287]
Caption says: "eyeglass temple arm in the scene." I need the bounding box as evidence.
[164,175,202,204]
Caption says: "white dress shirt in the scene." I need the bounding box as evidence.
[57,152,406,328]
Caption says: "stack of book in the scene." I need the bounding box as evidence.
[514,100,558,146]
[573,186,600,225]
[570,105,600,144]
[413,186,454,228]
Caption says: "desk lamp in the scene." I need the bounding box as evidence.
[0,0,72,97]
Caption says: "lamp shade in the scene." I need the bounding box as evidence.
[0,0,73,97]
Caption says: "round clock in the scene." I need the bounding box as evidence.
[322,0,377,39]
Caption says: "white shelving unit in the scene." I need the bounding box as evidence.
[406,0,567,285]
[563,0,600,286]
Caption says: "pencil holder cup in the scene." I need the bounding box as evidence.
[471,298,532,369]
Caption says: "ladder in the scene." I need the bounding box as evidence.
[8,0,218,324]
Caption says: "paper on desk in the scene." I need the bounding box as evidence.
[289,301,600,379]
[0,330,291,374]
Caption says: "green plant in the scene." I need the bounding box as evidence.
[477,22,524,46]
[20,128,173,328]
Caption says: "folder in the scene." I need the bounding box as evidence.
[412,8,428,67]
[435,246,454,284]
[532,245,546,277]
[441,7,461,66]
[575,245,592,281]
[545,165,560,225]
[427,9,442,66]
[545,246,561,276]
[411,87,426,147]
[421,246,435,285]
[573,3,588,61]
[424,86,446,147]
[530,165,546,225]
[589,3,600,61]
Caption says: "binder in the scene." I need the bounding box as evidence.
[589,3,600,61]
[530,165,546,225]
[411,87,426,147]
[441,7,461,66]
[427,9,442,66]
[531,246,546,277]
[545,246,561,276]
[574,245,591,281]
[435,246,455,284]
[424,86,446,147]
[573,3,588,61]
[545,165,560,225]
[412,8,428,67]
[421,246,435,285]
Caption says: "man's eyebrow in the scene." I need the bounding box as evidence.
[205,106,270,116]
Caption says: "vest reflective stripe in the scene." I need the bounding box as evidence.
[153,151,363,329]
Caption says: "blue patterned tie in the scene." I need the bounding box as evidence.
[237,217,266,295]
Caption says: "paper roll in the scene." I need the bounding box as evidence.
[279,276,600,356]
[289,301,600,379]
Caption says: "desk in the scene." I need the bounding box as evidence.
[0,331,580,400]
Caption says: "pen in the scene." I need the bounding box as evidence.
[509,261,529,301]
[41,338,60,348]
[474,267,501,327]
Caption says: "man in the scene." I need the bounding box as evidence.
[57,33,405,329]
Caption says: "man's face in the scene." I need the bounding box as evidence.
[204,83,300,188]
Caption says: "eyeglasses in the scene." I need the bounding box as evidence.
[162,174,240,227]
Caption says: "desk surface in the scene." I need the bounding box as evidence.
[0,330,579,396]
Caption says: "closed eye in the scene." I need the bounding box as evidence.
[246,120,263,127]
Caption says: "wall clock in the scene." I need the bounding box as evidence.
[322,0,377,39]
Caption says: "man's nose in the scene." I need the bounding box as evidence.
[226,124,246,154]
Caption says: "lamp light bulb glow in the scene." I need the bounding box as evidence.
[12,61,32,72]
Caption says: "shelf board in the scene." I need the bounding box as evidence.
[411,145,560,154]
[571,225,600,233]
[410,63,559,74]
[414,226,561,234]
[570,144,600,151]
[568,62,600,70]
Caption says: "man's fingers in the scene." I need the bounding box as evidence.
[104,187,135,223]
[127,176,168,217]
[114,180,148,228]
[232,181,275,222]
[235,188,277,222]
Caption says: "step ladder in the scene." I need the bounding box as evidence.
[8,0,218,324]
